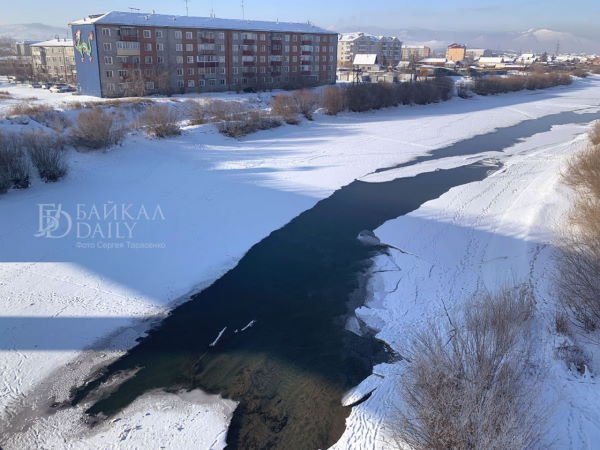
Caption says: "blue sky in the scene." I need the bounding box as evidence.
[2,0,599,37]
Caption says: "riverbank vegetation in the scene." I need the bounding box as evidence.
[395,287,544,449]
[471,72,572,96]
[557,121,600,333]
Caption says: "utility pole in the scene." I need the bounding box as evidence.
[241,0,245,20]
[185,0,189,16]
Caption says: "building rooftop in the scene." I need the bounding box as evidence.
[339,32,379,42]
[70,11,335,34]
[31,38,73,47]
[353,54,378,65]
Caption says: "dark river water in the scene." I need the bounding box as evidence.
[69,107,600,450]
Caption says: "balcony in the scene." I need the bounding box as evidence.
[301,51,312,55]
[242,50,255,56]
[199,50,216,55]
[243,61,256,67]
[271,71,281,76]
[243,39,255,44]
[270,60,282,66]
[121,35,139,42]
[271,50,282,56]
[201,38,215,43]
[301,40,312,45]
[301,70,312,75]
[242,72,256,77]
[197,62,218,67]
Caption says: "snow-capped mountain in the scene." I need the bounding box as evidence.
[0,23,69,41]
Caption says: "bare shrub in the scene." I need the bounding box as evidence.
[395,287,543,450]
[0,132,30,189]
[270,95,300,124]
[0,90,12,100]
[592,66,600,75]
[34,109,71,132]
[218,111,281,138]
[71,108,125,150]
[321,86,346,115]
[22,131,67,182]
[207,99,247,122]
[138,104,181,138]
[292,89,319,120]
[555,311,570,335]
[571,68,589,78]
[557,129,600,332]
[472,73,571,96]
[555,344,590,375]
[185,100,207,126]
[7,102,53,119]
[588,121,600,147]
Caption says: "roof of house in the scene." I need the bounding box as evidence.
[447,43,466,49]
[419,57,447,63]
[70,11,335,34]
[353,54,378,65]
[31,38,74,47]
[340,32,379,42]
[402,44,429,49]
[478,57,506,63]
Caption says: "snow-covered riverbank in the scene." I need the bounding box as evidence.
[2,76,600,448]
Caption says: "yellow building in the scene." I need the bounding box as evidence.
[446,43,466,62]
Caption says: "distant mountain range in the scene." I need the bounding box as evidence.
[335,26,599,54]
[1,22,597,54]
[0,23,70,41]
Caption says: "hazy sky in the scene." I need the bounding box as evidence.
[2,0,599,37]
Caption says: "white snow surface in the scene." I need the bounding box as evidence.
[2,76,600,448]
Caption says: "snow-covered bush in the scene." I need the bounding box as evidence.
[0,131,30,190]
[395,287,543,450]
[207,99,247,122]
[321,86,347,115]
[22,131,67,182]
[270,94,300,124]
[472,73,571,95]
[33,109,71,132]
[138,104,181,138]
[71,108,125,150]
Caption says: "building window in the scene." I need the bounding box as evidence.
[285,35,290,42]
[187,68,195,75]
[144,43,152,51]
[261,45,266,52]
[219,67,225,74]
[176,56,183,63]
[219,79,225,85]
[103,43,112,51]
[199,79,205,87]
[107,83,115,91]
[186,44,193,51]
[102,28,110,36]
[118,69,127,77]
[233,33,239,40]
[157,56,164,64]
[177,79,184,88]
[187,56,194,63]
[145,56,152,64]
[186,31,193,39]
[218,32,225,39]
[207,78,215,86]
[145,81,154,90]
[156,30,163,38]
[157,43,164,51]
[260,56,266,63]
[176,43,183,51]
[188,79,195,87]
[175,30,182,39]
[233,67,239,74]
[143,30,151,38]
[105,70,114,78]
[176,68,184,76]
[260,34,266,41]
[104,56,113,64]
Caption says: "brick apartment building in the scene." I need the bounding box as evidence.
[400,45,431,61]
[337,32,402,67]
[446,43,467,62]
[69,11,338,97]
[31,38,77,83]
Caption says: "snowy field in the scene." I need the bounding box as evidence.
[2,76,600,448]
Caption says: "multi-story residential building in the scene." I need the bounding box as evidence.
[465,48,491,61]
[31,38,77,83]
[400,45,431,61]
[338,32,402,67]
[69,11,337,97]
[13,40,37,57]
[446,43,467,62]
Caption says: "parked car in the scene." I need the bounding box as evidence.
[31,82,42,88]
[40,82,51,89]
[49,84,70,93]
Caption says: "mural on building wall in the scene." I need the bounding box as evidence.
[74,30,94,62]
